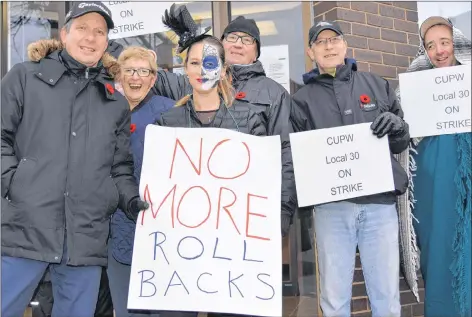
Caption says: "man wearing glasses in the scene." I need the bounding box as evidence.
[152,13,297,241]
[290,21,410,317]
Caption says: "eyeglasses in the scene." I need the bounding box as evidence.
[122,68,153,77]
[312,35,344,47]
[224,33,256,45]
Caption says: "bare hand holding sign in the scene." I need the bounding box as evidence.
[289,123,395,207]
[399,65,471,138]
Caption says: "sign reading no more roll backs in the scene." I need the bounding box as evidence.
[399,64,471,138]
[289,123,395,207]
[106,1,174,39]
[128,125,282,317]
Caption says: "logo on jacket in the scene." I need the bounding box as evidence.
[360,102,378,112]
[359,94,378,112]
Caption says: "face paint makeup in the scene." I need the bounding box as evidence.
[200,44,222,91]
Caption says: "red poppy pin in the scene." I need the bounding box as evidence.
[235,92,246,100]
[360,94,370,104]
[106,83,115,94]
[130,124,136,133]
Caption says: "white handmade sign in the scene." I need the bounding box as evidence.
[399,64,471,138]
[106,1,174,39]
[128,125,282,317]
[289,123,395,206]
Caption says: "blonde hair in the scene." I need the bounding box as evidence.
[117,46,158,77]
[175,36,235,107]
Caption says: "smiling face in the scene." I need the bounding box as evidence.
[424,24,455,68]
[119,57,156,108]
[223,32,258,65]
[60,12,108,67]
[307,29,347,74]
[186,41,224,93]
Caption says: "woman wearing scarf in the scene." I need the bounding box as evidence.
[396,16,471,317]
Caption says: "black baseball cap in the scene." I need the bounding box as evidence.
[308,21,344,45]
[65,1,114,30]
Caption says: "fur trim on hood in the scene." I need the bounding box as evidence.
[27,39,119,78]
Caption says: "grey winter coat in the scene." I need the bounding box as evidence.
[152,61,296,232]
[1,39,139,266]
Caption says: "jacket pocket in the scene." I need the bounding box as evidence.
[105,176,120,216]
[8,157,38,201]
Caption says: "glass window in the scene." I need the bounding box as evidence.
[111,2,212,73]
[229,1,307,94]
[7,1,62,70]
[229,2,318,315]
[417,2,471,39]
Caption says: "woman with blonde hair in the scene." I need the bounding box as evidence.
[107,45,176,317]
[157,4,266,137]
[156,5,266,316]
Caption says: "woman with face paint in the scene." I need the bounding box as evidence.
[158,4,266,136]
[154,5,266,317]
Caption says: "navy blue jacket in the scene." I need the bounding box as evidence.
[110,93,175,265]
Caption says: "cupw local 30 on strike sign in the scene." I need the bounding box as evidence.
[399,65,471,138]
[289,123,395,207]
[128,126,282,317]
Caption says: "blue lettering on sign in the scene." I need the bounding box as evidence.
[212,237,232,261]
[164,271,190,296]
[150,231,169,264]
[242,240,263,263]
[138,270,157,297]
[197,272,218,294]
[256,273,275,300]
[228,271,244,298]
[177,236,204,260]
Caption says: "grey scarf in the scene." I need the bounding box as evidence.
[394,24,471,301]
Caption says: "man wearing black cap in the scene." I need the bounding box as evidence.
[1,2,148,316]
[290,21,410,317]
[152,10,297,243]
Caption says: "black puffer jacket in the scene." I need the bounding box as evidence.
[153,61,296,232]
[157,97,266,136]
[1,39,138,266]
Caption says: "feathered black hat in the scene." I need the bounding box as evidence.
[162,4,212,53]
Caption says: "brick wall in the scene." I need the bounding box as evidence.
[312,2,425,316]
[313,1,420,90]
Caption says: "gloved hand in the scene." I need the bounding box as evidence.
[125,197,149,222]
[370,112,405,138]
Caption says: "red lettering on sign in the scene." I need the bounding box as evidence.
[141,184,177,226]
[176,186,211,229]
[245,193,270,241]
[216,187,240,235]
[207,139,251,180]
[169,138,203,179]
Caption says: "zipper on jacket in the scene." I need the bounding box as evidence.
[85,68,89,79]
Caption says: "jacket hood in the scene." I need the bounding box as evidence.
[302,58,357,84]
[27,39,119,78]
[230,60,266,82]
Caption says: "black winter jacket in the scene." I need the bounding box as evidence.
[291,60,410,206]
[157,97,266,136]
[152,61,296,230]
[1,41,139,266]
